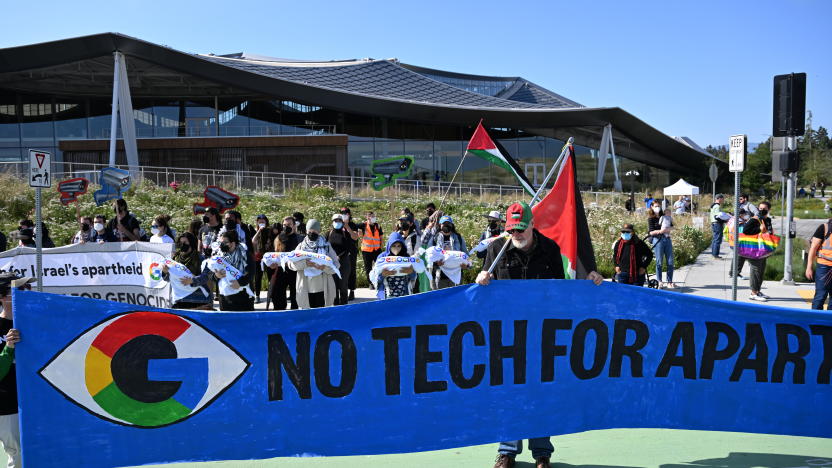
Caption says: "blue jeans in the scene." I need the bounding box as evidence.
[499,438,554,459]
[812,264,832,310]
[654,237,674,283]
[615,271,645,286]
[711,223,723,257]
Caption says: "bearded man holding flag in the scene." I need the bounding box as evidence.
[472,127,603,468]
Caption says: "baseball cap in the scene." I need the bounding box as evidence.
[621,223,635,233]
[331,213,343,221]
[486,210,502,220]
[438,215,453,225]
[505,202,532,231]
[715,194,725,199]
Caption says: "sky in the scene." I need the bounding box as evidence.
[1,0,829,148]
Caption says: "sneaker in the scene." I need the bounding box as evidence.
[737,273,746,280]
[757,292,771,299]
[535,457,552,468]
[749,294,768,302]
[348,290,355,300]
[493,454,515,468]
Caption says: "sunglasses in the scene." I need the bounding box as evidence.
[621,231,633,234]
[507,228,526,234]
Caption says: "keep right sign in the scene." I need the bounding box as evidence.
[729,134,746,172]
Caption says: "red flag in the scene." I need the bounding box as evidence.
[531,143,597,279]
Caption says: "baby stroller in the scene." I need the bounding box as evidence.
[643,235,660,289]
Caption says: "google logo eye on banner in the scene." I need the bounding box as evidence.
[148,263,162,281]
[40,312,249,428]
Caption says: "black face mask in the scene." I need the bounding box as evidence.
[488,221,498,229]
[441,226,451,234]
[283,224,293,233]
[81,223,90,232]
[308,232,319,242]
[219,242,231,253]
[179,243,191,252]
[758,209,768,217]
[202,215,210,224]
[224,220,237,231]
[426,209,435,217]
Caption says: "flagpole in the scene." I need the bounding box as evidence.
[486,137,574,275]
[437,151,469,213]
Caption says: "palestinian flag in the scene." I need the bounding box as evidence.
[531,142,597,279]
[466,122,535,195]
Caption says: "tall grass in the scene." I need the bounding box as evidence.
[0,175,714,286]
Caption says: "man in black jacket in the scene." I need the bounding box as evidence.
[476,202,602,468]
[0,272,35,468]
[612,223,653,286]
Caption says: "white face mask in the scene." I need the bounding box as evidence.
[94,223,104,232]
[652,206,661,214]
[370,217,377,224]
[258,223,266,229]
[151,227,160,236]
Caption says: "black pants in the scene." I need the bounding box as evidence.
[253,259,266,297]
[362,250,381,283]
[308,291,326,309]
[335,253,353,305]
[348,249,357,290]
[269,267,297,310]
[219,290,254,311]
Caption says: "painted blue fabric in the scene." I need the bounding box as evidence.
[12,280,832,468]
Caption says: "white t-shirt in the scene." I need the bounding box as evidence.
[150,234,174,244]
[659,215,673,238]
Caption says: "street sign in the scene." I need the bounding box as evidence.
[728,135,746,172]
[28,149,52,188]
[708,163,718,182]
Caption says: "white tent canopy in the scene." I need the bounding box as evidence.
[663,178,700,196]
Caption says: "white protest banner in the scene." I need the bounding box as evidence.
[0,242,173,308]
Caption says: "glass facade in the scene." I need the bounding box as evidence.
[415,72,515,97]
[0,89,669,189]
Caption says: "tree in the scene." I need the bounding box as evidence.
[798,124,832,186]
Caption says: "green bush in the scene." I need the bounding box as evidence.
[0,174,713,285]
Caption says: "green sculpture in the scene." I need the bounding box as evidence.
[369,156,414,191]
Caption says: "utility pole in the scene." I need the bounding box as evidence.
[772,72,807,284]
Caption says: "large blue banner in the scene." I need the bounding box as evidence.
[13,281,832,467]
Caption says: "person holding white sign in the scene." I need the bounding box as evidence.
[288,219,340,309]
[161,233,213,310]
[186,230,253,311]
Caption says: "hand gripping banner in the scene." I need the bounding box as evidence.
[13,281,832,467]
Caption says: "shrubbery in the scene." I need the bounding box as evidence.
[0,175,712,286]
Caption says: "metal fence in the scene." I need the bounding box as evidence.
[0,161,535,202]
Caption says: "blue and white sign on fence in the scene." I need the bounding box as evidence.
[13,280,832,467]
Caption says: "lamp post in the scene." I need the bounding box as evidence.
[625,169,640,212]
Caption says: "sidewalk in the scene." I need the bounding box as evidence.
[671,235,815,309]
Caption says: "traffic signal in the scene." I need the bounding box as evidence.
[772,73,806,137]
[773,150,800,173]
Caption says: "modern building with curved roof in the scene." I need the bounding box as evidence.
[0,33,715,189]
